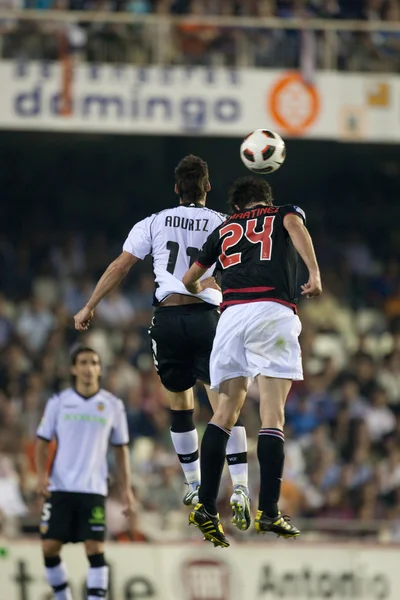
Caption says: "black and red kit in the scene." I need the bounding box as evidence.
[196,204,306,312]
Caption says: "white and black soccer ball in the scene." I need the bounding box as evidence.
[240,129,286,174]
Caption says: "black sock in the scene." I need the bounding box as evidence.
[199,423,231,515]
[257,428,285,517]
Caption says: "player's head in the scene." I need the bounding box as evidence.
[70,346,101,387]
[174,154,211,204]
[228,176,273,211]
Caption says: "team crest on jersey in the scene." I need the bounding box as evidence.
[40,522,49,534]
[97,402,105,412]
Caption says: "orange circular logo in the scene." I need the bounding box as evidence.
[268,72,320,135]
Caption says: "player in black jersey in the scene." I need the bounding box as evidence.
[183,176,322,547]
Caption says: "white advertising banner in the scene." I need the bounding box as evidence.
[0,541,398,600]
[0,62,397,141]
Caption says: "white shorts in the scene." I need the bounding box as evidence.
[210,301,303,391]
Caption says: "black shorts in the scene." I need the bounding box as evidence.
[149,302,220,392]
[40,492,106,544]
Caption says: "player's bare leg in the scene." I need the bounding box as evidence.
[204,383,251,530]
[189,377,247,547]
[84,540,109,600]
[42,539,73,600]
[254,375,300,538]
[166,388,201,506]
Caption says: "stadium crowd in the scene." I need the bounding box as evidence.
[1,224,400,542]
[0,0,399,71]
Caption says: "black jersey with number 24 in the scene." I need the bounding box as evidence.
[196,204,306,312]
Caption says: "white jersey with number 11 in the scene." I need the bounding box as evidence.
[123,203,226,306]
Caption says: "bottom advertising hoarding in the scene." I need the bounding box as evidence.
[0,541,398,600]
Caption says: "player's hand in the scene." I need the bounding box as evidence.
[200,277,221,292]
[121,488,137,518]
[301,272,322,298]
[74,305,95,331]
[37,474,51,499]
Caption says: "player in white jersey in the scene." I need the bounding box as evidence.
[35,346,134,600]
[74,155,251,530]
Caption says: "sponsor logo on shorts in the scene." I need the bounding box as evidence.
[89,506,105,525]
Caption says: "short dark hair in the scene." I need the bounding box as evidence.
[175,154,209,203]
[228,176,273,211]
[70,345,99,366]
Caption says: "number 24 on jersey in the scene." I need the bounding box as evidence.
[219,215,275,269]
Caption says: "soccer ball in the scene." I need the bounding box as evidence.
[240,129,286,174]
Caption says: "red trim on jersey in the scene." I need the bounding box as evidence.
[220,297,297,313]
[195,260,212,269]
[223,286,275,295]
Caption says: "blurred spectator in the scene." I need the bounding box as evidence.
[0,450,28,537]
[364,385,396,442]
[378,350,400,407]
[16,297,55,352]
[96,290,135,328]
[0,294,15,350]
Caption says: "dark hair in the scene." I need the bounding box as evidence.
[70,345,99,365]
[228,176,273,211]
[174,154,209,203]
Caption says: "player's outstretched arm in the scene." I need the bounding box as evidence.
[283,214,322,298]
[74,251,139,331]
[35,438,51,498]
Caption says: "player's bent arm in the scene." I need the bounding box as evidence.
[182,263,209,295]
[86,251,139,310]
[283,214,320,275]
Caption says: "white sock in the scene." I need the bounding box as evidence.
[45,560,73,600]
[170,429,200,488]
[226,426,248,489]
[87,565,109,599]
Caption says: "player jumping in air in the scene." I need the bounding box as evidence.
[74,156,251,531]
[183,176,322,547]
[36,346,134,600]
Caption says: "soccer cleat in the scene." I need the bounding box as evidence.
[188,503,230,548]
[183,483,200,507]
[254,510,300,538]
[230,485,251,531]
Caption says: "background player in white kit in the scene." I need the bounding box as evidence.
[36,346,134,600]
[74,155,251,530]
